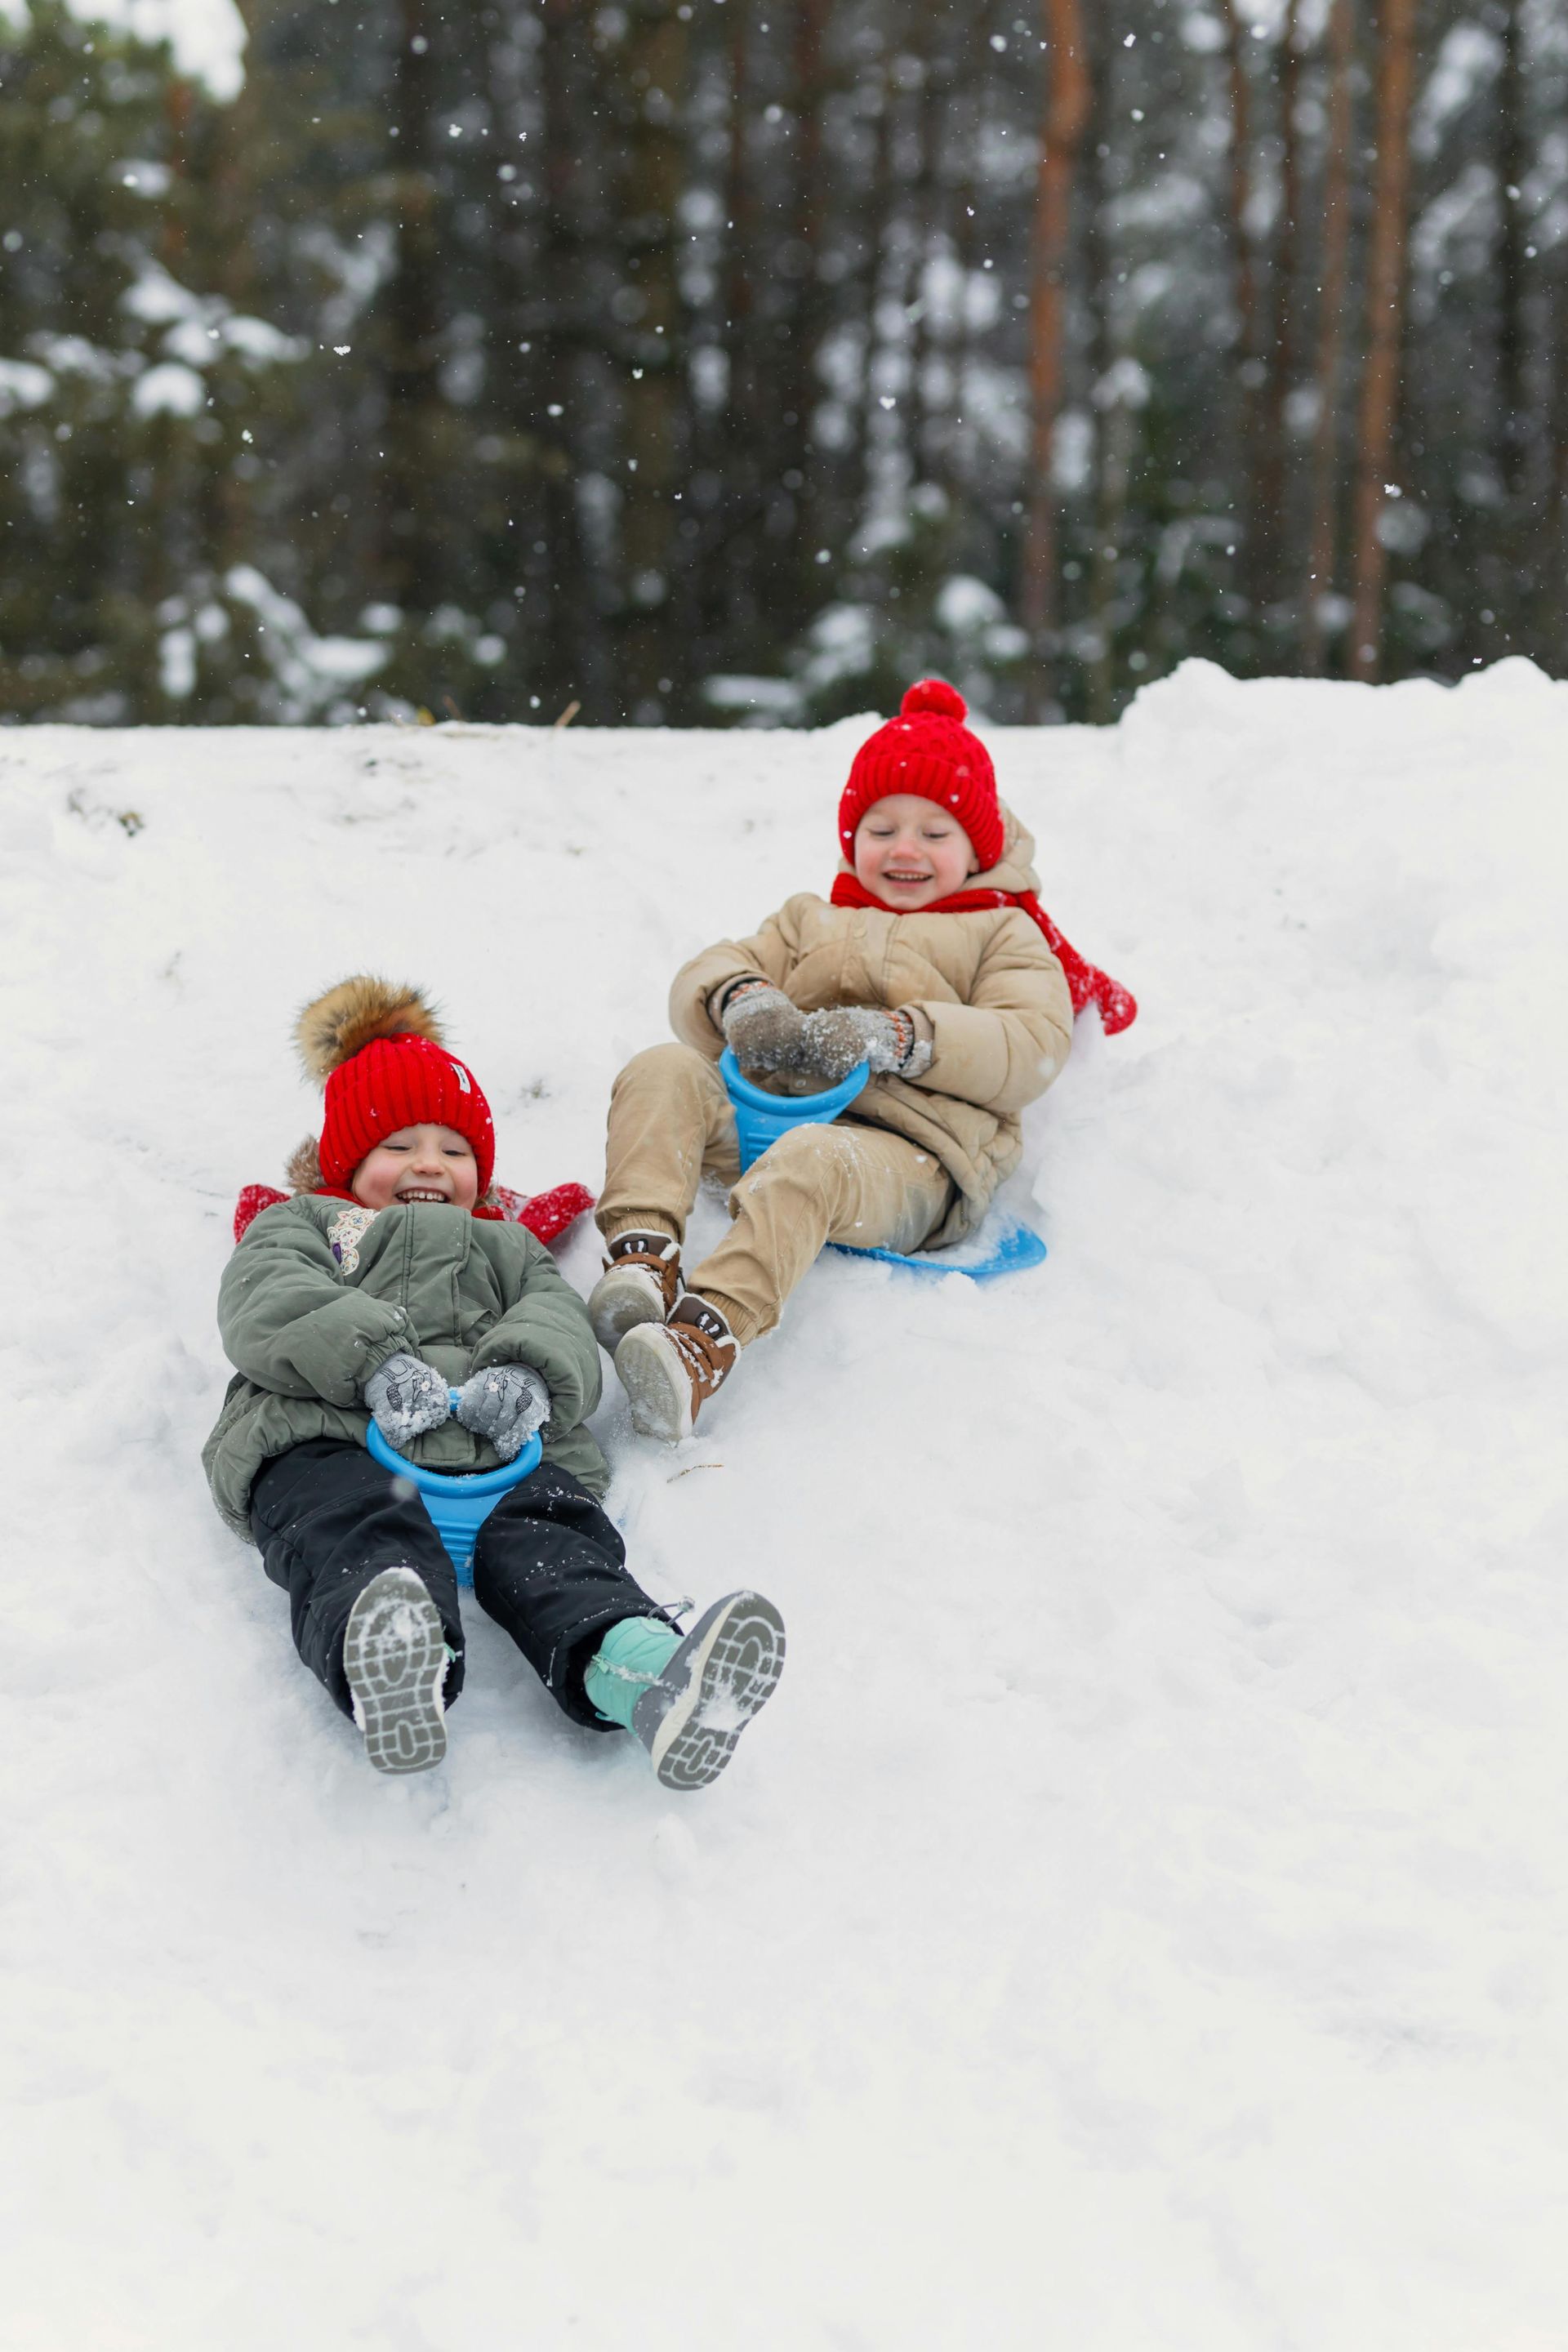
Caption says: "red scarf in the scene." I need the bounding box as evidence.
[829,875,1137,1036]
[232,1179,595,1246]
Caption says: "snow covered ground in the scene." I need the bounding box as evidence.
[2,658,1566,2351]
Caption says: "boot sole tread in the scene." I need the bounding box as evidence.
[589,1265,673,1354]
[343,1568,448,1775]
[643,1593,786,1790]
[614,1323,696,1441]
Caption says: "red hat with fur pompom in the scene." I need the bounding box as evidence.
[838,679,1002,871]
[296,976,496,1195]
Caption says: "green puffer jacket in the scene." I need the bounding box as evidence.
[203,1195,608,1539]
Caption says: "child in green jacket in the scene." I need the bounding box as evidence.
[203,977,784,1784]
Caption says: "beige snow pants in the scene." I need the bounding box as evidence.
[597,1043,955,1343]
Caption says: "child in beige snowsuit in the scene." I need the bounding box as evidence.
[589,680,1094,1441]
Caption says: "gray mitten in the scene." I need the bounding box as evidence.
[796,1005,931,1084]
[720,982,807,1075]
[363,1350,451,1446]
[454,1363,551,1462]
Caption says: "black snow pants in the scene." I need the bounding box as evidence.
[249,1438,675,1731]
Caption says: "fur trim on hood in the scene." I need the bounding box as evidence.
[285,1134,323,1192]
[295,975,444,1085]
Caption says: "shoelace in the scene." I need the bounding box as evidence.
[592,1657,664,1688]
[590,1596,694,1686]
[669,1324,728,1379]
[673,1303,736,1365]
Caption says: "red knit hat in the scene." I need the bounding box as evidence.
[838,679,1003,871]
[296,976,496,1196]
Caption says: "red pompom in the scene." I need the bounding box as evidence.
[899,677,967,722]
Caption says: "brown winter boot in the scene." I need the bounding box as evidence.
[587,1229,683,1354]
[613,1294,739,1441]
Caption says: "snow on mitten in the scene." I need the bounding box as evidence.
[363,1351,451,1446]
[453,1364,550,1462]
[796,1005,931,1085]
[721,982,807,1074]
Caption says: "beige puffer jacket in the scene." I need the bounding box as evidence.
[669,809,1074,1246]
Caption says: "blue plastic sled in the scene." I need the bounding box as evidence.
[830,1217,1048,1281]
[366,1387,542,1586]
[720,1046,870,1162]
[719,1049,1047,1281]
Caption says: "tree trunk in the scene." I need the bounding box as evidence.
[377,0,443,615]
[207,0,274,577]
[852,47,897,525]
[1084,5,1120,724]
[1022,0,1091,719]
[906,1,947,489]
[1552,254,1568,657]
[1494,0,1527,504]
[1256,0,1302,617]
[1222,0,1260,597]
[718,0,762,650]
[616,0,688,720]
[947,0,993,509]
[1301,0,1356,675]
[539,0,590,715]
[780,0,828,491]
[1348,0,1419,684]
[1493,0,1530,655]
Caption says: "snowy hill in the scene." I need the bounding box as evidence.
[3,658,1566,2352]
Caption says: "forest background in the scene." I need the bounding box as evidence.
[1,0,1563,728]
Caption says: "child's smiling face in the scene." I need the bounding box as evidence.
[350,1123,479,1212]
[853,794,979,909]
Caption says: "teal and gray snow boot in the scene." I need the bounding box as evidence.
[630,1591,786,1790]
